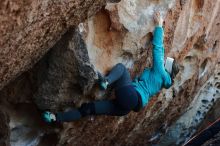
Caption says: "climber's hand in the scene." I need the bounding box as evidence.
[42,111,56,123]
[154,12,163,27]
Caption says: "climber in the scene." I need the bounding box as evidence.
[42,12,179,123]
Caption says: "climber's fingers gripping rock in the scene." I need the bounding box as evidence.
[154,12,163,27]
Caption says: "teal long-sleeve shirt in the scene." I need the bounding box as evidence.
[132,26,172,107]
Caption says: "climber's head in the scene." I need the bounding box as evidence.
[165,57,180,80]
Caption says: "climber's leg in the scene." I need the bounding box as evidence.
[92,86,139,116]
[50,89,138,123]
[47,88,139,123]
[97,62,137,114]
[55,100,130,123]
[54,64,138,122]
[115,85,139,111]
[92,100,130,116]
[56,109,82,122]
[105,63,132,89]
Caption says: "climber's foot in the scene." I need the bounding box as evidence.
[42,111,56,123]
[97,72,109,90]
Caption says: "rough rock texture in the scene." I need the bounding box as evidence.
[159,63,220,145]
[0,0,220,146]
[0,0,106,90]
[34,28,97,111]
[84,0,176,71]
[198,99,220,132]
[195,98,220,146]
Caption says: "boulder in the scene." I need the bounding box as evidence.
[0,0,220,145]
[0,0,106,90]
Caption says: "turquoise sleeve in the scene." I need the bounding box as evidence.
[152,26,164,47]
[152,26,172,88]
[152,26,165,73]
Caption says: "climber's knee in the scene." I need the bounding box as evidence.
[116,63,126,70]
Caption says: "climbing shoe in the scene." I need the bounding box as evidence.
[97,72,109,90]
[42,111,56,123]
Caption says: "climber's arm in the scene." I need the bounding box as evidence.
[152,27,173,88]
[152,12,166,73]
[152,28,172,88]
[152,26,165,72]
[151,12,172,88]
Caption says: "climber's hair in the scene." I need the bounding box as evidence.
[171,60,180,80]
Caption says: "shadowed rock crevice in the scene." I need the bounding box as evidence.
[0,109,10,146]
[0,62,61,146]
[34,28,97,111]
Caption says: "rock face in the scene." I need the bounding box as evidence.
[0,0,220,146]
[84,0,176,72]
[159,63,220,145]
[34,28,97,111]
[0,0,106,90]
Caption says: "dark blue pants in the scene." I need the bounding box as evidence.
[56,63,140,122]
